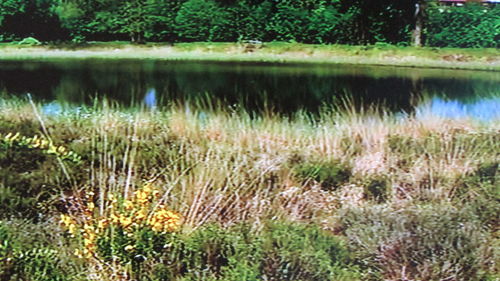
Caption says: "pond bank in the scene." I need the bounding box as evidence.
[0,42,499,71]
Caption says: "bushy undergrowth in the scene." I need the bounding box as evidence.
[339,204,497,281]
[0,219,83,281]
[151,222,362,281]
[0,99,498,280]
[293,160,351,191]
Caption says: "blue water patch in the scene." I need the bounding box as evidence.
[417,97,500,121]
[41,101,91,117]
[144,88,157,109]
[42,102,64,116]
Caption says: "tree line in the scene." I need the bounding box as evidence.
[0,0,498,48]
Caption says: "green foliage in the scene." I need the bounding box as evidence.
[294,160,351,191]
[17,36,41,45]
[145,0,184,42]
[53,1,85,42]
[175,0,235,42]
[427,4,500,48]
[363,176,390,203]
[2,0,499,47]
[0,144,52,218]
[152,222,362,280]
[0,132,82,218]
[260,222,362,281]
[336,0,414,44]
[265,1,310,42]
[160,224,262,280]
[340,204,496,281]
[455,161,499,228]
[96,226,172,277]
[0,0,66,41]
[0,220,80,281]
[229,0,271,42]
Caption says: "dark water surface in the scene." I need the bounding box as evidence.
[0,59,498,119]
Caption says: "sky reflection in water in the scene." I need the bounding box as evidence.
[416,97,500,121]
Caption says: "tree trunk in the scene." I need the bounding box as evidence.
[412,1,425,47]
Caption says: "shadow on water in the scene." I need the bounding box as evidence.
[1,59,499,119]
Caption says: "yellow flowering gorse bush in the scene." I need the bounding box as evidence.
[1,132,81,163]
[60,183,182,260]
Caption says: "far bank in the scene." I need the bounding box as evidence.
[0,42,499,71]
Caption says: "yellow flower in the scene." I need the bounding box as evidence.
[152,222,163,232]
[110,213,120,224]
[124,245,135,251]
[83,238,94,247]
[97,218,108,230]
[135,190,149,204]
[60,214,72,226]
[142,183,153,194]
[123,200,134,211]
[119,215,133,228]
[68,223,77,235]
[74,249,83,258]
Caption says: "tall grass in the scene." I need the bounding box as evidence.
[0,97,498,280]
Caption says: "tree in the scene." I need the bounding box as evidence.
[0,0,66,41]
[175,0,233,42]
[412,0,428,47]
[118,0,151,43]
[145,0,185,42]
[337,0,415,45]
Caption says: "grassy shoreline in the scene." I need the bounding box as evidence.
[0,98,498,280]
[0,42,499,71]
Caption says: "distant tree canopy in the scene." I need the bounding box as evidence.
[0,0,498,47]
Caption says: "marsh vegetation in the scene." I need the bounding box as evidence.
[0,96,498,280]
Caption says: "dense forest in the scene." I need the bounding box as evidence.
[0,0,499,48]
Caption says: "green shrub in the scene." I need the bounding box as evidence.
[475,161,498,184]
[0,220,80,281]
[294,160,351,191]
[363,176,390,203]
[157,224,262,280]
[261,222,362,281]
[265,1,310,42]
[145,0,184,42]
[0,133,82,218]
[340,204,495,281]
[230,0,272,42]
[153,222,362,280]
[17,36,41,45]
[175,0,235,42]
[454,161,499,229]
[427,4,500,48]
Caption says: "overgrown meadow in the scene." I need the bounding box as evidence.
[0,96,498,280]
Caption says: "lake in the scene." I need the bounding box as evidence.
[0,59,498,119]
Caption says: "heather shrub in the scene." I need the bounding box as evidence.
[0,220,81,281]
[154,222,363,280]
[340,204,496,281]
[294,160,351,191]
